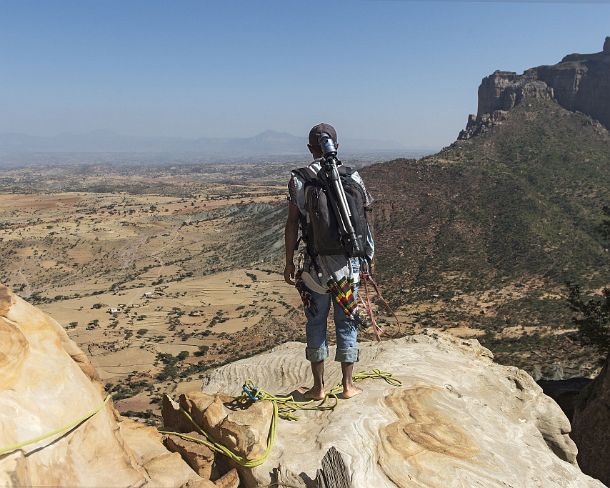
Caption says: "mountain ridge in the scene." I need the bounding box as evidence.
[362,42,610,374]
[460,36,610,140]
[0,129,416,161]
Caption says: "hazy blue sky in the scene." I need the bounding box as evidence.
[1,1,609,149]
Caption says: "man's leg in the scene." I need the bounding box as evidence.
[333,285,362,399]
[341,361,361,399]
[308,360,325,400]
[303,287,331,400]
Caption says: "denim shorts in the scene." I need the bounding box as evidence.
[303,284,359,363]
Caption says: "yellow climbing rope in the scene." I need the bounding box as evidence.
[160,401,278,468]
[0,394,112,456]
[0,370,398,468]
[159,369,401,468]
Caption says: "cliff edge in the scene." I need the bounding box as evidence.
[460,36,610,139]
[1,283,606,487]
[572,354,610,486]
[199,334,605,487]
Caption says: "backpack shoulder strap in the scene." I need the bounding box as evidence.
[292,166,320,185]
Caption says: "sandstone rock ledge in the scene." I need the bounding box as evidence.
[200,334,605,488]
[0,280,606,488]
[0,284,209,487]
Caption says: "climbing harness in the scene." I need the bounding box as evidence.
[159,369,401,468]
[0,394,112,456]
[294,272,316,313]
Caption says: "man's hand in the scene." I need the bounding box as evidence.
[284,262,296,285]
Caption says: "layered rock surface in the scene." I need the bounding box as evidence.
[460,36,610,139]
[0,284,203,487]
[200,334,605,488]
[1,280,607,487]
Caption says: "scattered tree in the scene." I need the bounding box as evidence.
[567,283,610,354]
[194,345,209,357]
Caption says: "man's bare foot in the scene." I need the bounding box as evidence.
[301,386,326,401]
[341,386,363,399]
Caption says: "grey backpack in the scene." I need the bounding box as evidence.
[292,165,368,258]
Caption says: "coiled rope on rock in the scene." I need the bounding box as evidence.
[159,369,402,468]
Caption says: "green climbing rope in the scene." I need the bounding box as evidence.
[0,394,112,456]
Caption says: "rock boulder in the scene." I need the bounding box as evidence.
[162,391,273,461]
[0,284,201,487]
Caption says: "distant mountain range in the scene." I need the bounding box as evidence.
[0,129,429,165]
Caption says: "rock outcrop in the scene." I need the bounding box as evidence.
[460,37,610,139]
[2,280,607,487]
[571,354,610,486]
[162,392,273,463]
[0,284,202,487]
[199,334,605,488]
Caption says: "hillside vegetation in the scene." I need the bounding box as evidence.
[364,99,610,371]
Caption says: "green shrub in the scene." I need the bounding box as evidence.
[567,283,610,354]
[194,345,209,357]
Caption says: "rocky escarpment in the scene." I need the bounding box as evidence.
[0,284,233,487]
[460,36,610,139]
[197,334,605,487]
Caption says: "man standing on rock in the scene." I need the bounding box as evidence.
[284,123,375,400]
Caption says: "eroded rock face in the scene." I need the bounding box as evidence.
[164,433,215,479]
[162,391,273,461]
[460,37,610,139]
[571,354,610,486]
[477,71,554,117]
[200,333,604,488]
[0,284,200,487]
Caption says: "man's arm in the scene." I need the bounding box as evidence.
[351,170,375,264]
[284,202,301,285]
[351,170,374,208]
[364,218,375,266]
